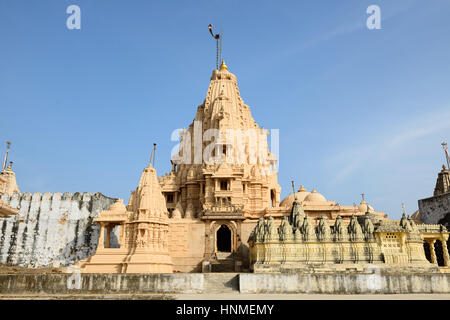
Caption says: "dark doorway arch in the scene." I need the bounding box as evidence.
[423,241,432,263]
[435,241,445,266]
[270,189,276,207]
[217,225,232,252]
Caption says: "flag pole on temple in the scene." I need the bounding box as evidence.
[2,141,11,172]
[149,143,156,168]
[442,142,450,170]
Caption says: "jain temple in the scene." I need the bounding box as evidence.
[1,60,450,277]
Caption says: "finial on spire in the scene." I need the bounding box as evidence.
[402,203,406,217]
[361,193,365,202]
[219,60,228,71]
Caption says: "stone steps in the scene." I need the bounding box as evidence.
[211,259,235,273]
[215,252,234,260]
[203,273,239,293]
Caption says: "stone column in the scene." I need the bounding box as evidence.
[118,223,124,247]
[428,239,437,264]
[441,239,449,267]
[98,224,105,249]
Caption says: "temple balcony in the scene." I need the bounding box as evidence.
[214,190,233,198]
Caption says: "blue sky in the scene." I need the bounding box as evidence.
[1,0,449,219]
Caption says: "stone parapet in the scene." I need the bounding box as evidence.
[0,273,203,294]
[1,272,450,295]
[239,272,450,294]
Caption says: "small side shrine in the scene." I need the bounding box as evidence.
[81,162,173,273]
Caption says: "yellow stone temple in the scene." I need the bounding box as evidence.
[79,60,449,274]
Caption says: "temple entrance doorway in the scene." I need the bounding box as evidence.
[217,225,232,252]
[423,242,432,262]
[435,241,445,266]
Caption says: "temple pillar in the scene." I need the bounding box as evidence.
[441,238,449,267]
[119,224,124,247]
[105,225,111,248]
[98,224,105,249]
[428,239,437,264]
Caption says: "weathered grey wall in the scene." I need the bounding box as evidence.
[419,193,450,228]
[0,273,203,294]
[0,192,116,268]
[239,272,450,294]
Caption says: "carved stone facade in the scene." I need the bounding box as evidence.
[248,200,448,273]
[158,62,390,272]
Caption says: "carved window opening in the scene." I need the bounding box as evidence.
[104,225,120,249]
[220,180,228,191]
[270,189,276,207]
[217,224,232,252]
[167,194,174,203]
[383,233,400,253]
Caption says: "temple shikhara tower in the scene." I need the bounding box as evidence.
[158,61,282,272]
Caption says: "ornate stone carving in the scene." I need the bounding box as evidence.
[348,215,364,242]
[301,215,317,242]
[317,216,332,242]
[400,213,412,232]
[279,216,293,241]
[333,215,348,242]
[266,216,279,242]
[290,199,305,231]
[362,215,375,241]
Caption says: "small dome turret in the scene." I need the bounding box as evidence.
[304,188,327,203]
[280,185,310,208]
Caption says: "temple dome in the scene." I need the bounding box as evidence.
[280,185,310,208]
[304,188,327,203]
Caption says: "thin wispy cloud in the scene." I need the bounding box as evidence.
[329,107,450,184]
[283,1,420,57]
